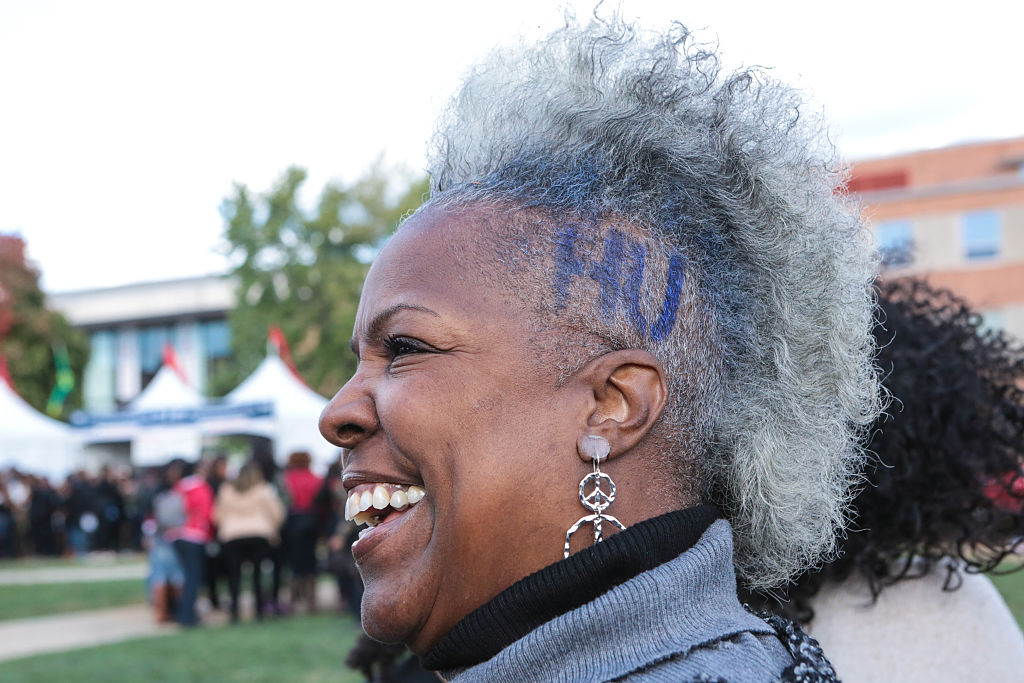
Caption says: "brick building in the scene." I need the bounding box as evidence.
[851,136,1024,339]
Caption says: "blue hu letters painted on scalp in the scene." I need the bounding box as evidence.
[554,223,586,304]
[649,254,685,341]
[588,230,625,319]
[553,224,685,340]
[622,239,648,337]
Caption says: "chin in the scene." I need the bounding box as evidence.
[359,595,413,646]
[360,608,411,646]
[357,572,433,651]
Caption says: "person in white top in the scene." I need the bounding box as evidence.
[748,278,1024,682]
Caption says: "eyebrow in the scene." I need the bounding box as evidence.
[349,303,441,354]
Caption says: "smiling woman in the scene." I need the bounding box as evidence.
[318,14,881,683]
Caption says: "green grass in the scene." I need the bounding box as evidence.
[0,614,365,683]
[0,580,145,621]
[991,567,1024,631]
[0,554,145,572]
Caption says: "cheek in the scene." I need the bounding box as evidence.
[375,370,512,450]
[377,368,578,515]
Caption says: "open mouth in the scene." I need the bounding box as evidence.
[345,483,426,544]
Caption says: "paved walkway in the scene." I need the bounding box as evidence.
[0,563,147,585]
[0,604,171,661]
[0,580,340,662]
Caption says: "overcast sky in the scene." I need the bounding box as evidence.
[2,0,1020,293]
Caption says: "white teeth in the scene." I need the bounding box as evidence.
[354,511,373,526]
[372,485,390,510]
[390,489,408,510]
[346,484,426,528]
[358,528,371,540]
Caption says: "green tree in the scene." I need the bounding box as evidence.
[0,234,89,417]
[219,164,429,397]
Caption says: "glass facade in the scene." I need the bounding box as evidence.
[138,324,178,390]
[963,211,1002,260]
[83,330,117,412]
[81,318,232,411]
[876,220,914,268]
[199,320,231,358]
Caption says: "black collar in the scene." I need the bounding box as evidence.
[422,504,721,671]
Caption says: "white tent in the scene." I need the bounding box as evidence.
[73,355,336,470]
[126,365,205,466]
[130,365,204,410]
[0,379,78,480]
[225,354,336,470]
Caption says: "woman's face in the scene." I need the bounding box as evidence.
[319,205,589,653]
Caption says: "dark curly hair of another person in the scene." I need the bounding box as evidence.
[346,632,437,683]
[749,277,1024,623]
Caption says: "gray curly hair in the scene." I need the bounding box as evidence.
[420,16,881,589]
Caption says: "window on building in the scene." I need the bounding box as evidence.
[138,324,176,389]
[199,319,233,396]
[199,320,231,358]
[962,211,1002,260]
[83,330,117,412]
[876,220,914,268]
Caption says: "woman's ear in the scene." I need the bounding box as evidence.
[574,349,668,463]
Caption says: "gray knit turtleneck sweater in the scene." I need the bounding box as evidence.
[441,520,794,682]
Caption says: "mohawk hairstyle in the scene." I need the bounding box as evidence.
[423,15,881,588]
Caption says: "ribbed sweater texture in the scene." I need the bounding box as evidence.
[426,505,719,669]
[441,519,792,682]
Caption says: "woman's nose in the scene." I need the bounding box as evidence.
[319,375,378,449]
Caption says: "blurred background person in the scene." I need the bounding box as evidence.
[0,472,18,557]
[148,462,186,623]
[119,467,144,552]
[164,458,213,627]
[317,456,361,613]
[63,470,97,556]
[94,465,123,552]
[282,450,321,613]
[346,632,437,683]
[252,440,286,614]
[215,460,285,623]
[5,470,30,556]
[27,475,60,556]
[749,277,1024,681]
[204,453,228,612]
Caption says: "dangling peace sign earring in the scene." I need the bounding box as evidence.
[564,435,626,559]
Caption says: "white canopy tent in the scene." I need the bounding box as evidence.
[130,365,204,411]
[75,364,208,467]
[0,379,78,480]
[224,354,336,470]
[73,354,336,471]
[128,365,206,466]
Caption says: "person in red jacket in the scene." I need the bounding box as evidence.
[165,458,214,626]
[283,451,322,612]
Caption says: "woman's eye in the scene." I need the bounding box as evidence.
[384,336,429,360]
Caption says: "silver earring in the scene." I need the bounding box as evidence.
[564,435,626,559]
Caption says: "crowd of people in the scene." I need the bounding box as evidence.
[0,449,363,629]
[0,464,144,558]
[147,450,354,626]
